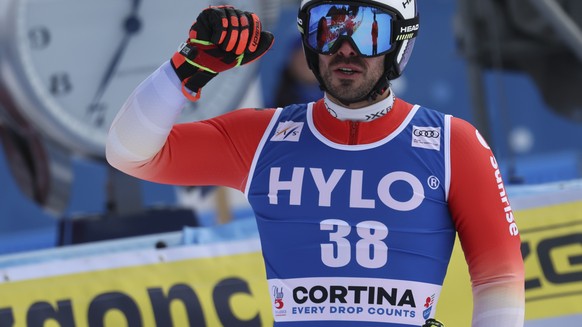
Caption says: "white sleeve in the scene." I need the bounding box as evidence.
[105,61,187,169]
[472,281,525,327]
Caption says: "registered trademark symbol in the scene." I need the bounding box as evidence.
[427,176,440,190]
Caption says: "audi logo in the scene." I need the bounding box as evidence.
[413,129,440,138]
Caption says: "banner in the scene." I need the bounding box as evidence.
[0,239,272,327]
[1,182,581,326]
[438,189,582,325]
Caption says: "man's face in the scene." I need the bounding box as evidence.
[318,40,385,107]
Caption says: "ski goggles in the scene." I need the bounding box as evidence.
[298,2,419,57]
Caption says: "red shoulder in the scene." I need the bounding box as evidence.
[449,117,523,285]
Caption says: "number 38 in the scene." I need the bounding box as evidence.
[320,219,388,269]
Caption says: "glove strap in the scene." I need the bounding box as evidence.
[171,42,218,101]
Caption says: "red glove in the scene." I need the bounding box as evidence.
[171,6,274,101]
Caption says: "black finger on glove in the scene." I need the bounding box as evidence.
[193,6,274,61]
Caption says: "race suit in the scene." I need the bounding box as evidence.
[106,61,525,326]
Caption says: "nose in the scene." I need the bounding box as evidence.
[335,39,358,57]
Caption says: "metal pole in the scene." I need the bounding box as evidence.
[455,0,493,144]
[530,0,582,62]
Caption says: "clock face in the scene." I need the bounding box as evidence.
[0,0,266,158]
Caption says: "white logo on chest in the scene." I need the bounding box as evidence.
[268,167,425,211]
[271,121,304,142]
[412,126,441,151]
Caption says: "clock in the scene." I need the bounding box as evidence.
[0,0,270,159]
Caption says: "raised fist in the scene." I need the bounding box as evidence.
[171,6,274,100]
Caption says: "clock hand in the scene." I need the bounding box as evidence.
[88,0,142,124]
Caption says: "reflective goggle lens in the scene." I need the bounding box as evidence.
[305,3,394,57]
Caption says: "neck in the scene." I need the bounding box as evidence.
[323,90,395,122]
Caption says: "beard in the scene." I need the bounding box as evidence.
[320,56,382,105]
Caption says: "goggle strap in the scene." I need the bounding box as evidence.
[392,15,420,43]
[297,11,307,33]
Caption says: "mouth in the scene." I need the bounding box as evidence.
[334,65,362,77]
